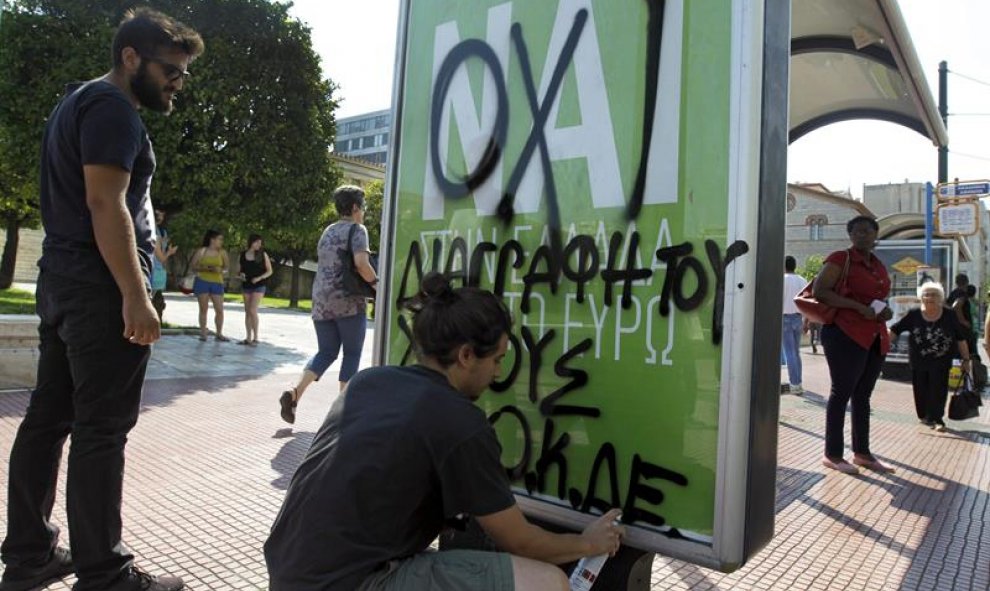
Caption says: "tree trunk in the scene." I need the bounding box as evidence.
[0,217,21,290]
[290,258,301,308]
[267,257,284,295]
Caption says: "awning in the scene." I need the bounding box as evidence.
[790,0,948,147]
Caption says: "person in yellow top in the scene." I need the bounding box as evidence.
[189,229,229,341]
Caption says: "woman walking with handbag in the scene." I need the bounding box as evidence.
[279,185,378,424]
[890,282,971,431]
[812,216,895,474]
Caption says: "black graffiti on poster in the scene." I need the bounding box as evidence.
[392,233,747,527]
[396,233,750,345]
[403,0,752,529]
[429,3,669,274]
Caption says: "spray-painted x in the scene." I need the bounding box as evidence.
[496,10,590,278]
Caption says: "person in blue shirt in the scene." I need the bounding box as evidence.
[151,208,178,323]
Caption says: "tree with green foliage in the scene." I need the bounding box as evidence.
[0,3,109,287]
[267,178,384,308]
[0,0,339,294]
[798,254,824,282]
[363,180,384,253]
[267,193,338,308]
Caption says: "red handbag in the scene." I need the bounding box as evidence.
[793,250,851,325]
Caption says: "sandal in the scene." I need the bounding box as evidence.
[216,335,230,342]
[853,455,895,473]
[238,339,251,345]
[279,389,297,424]
[248,340,259,347]
[198,335,207,342]
[823,457,859,475]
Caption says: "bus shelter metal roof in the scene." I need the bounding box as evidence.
[790,0,948,147]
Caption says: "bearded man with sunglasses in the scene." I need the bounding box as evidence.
[0,8,203,591]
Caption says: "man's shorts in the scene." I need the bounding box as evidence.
[359,550,513,591]
[193,277,224,296]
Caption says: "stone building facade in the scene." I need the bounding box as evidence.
[784,183,873,268]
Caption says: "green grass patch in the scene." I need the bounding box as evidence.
[213,292,375,318]
[220,292,313,312]
[0,287,36,315]
[260,296,312,312]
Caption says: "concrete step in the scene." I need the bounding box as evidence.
[0,314,39,389]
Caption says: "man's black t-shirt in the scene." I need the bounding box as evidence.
[890,307,967,369]
[265,365,516,591]
[38,80,157,287]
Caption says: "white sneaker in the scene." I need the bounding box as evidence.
[790,384,803,394]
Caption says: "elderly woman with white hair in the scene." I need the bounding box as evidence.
[890,281,972,432]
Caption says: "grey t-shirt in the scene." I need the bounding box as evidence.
[311,221,370,320]
[264,365,516,591]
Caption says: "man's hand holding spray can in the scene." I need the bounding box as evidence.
[570,509,625,590]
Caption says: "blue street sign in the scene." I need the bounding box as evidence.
[937,181,990,198]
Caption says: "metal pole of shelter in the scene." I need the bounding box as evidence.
[925,182,934,265]
[938,61,948,184]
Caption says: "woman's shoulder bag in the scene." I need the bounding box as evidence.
[793,249,852,325]
[339,223,377,299]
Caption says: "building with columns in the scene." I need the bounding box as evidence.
[784,183,873,267]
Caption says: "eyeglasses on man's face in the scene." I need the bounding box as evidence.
[142,54,191,83]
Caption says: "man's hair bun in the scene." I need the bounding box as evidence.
[419,272,455,303]
[400,272,512,367]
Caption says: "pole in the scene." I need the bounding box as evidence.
[925,182,934,265]
[938,61,948,184]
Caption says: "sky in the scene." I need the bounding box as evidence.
[286,0,990,199]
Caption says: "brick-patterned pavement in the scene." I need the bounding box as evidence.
[0,299,987,590]
[650,354,989,591]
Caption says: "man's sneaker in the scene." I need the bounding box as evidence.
[789,384,803,394]
[934,421,947,432]
[105,567,184,591]
[0,546,74,591]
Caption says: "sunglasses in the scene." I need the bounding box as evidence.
[141,54,191,83]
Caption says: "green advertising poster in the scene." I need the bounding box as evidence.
[379,0,784,570]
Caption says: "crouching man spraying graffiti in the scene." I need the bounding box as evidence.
[265,272,624,590]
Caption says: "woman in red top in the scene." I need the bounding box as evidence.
[812,216,895,474]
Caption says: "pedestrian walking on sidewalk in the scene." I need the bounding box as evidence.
[890,282,971,432]
[804,318,822,354]
[0,9,203,591]
[238,234,272,345]
[782,255,806,394]
[265,272,624,591]
[949,277,977,357]
[279,185,378,424]
[189,229,230,342]
[151,208,178,323]
[812,216,895,475]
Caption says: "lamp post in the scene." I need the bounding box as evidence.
[938,60,948,184]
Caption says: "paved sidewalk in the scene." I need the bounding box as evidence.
[0,297,987,590]
[145,294,375,381]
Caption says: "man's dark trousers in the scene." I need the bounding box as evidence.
[1,271,150,590]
